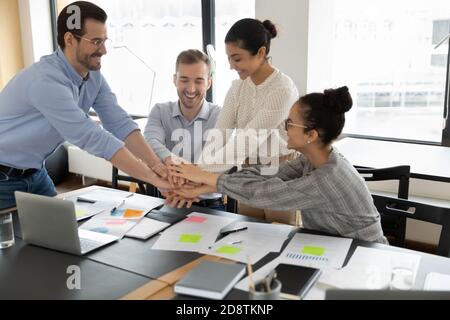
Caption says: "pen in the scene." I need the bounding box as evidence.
[263,269,276,292]
[110,199,125,213]
[247,256,255,291]
[76,197,96,204]
[208,240,243,250]
[220,226,248,236]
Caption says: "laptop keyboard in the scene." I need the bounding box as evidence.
[80,238,103,253]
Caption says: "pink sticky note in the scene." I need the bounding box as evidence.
[105,219,127,225]
[185,216,207,223]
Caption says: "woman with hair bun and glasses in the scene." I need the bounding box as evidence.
[169,87,388,244]
[197,18,299,225]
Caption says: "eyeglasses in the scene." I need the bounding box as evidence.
[73,34,111,48]
[284,119,308,131]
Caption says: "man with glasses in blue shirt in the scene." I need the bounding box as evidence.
[0,1,170,210]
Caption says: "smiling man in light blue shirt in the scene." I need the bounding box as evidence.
[0,1,169,209]
[144,49,223,210]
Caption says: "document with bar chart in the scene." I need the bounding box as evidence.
[280,233,353,269]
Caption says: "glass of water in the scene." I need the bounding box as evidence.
[0,212,15,249]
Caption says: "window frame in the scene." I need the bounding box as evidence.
[49,0,216,119]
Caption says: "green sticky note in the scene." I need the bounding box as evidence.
[75,209,87,218]
[179,234,202,243]
[215,246,241,255]
[302,246,325,256]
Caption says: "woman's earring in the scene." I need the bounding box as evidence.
[307,140,311,144]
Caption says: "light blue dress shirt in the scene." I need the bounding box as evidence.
[144,100,220,163]
[0,48,138,169]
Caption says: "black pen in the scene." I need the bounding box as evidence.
[220,226,248,236]
[110,199,125,213]
[76,197,96,204]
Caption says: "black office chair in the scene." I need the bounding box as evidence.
[355,165,410,247]
[372,194,450,257]
[225,196,238,213]
[111,167,161,197]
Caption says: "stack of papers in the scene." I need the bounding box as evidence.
[151,212,236,252]
[199,221,296,264]
[77,188,164,238]
[235,233,352,293]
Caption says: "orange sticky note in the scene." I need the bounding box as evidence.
[123,209,144,218]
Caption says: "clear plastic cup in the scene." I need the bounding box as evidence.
[0,212,15,249]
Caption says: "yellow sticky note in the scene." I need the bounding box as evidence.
[301,246,325,256]
[215,246,241,255]
[179,234,202,243]
[75,209,87,218]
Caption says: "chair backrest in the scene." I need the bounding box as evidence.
[356,165,411,247]
[112,167,160,197]
[355,165,410,199]
[372,194,450,257]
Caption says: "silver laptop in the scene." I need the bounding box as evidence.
[15,191,119,255]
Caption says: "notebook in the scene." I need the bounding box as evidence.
[275,263,322,299]
[125,217,170,240]
[174,261,246,300]
[146,209,187,225]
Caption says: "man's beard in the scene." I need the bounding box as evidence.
[77,50,102,71]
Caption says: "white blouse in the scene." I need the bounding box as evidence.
[199,68,299,172]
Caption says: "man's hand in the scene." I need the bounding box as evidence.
[150,161,168,179]
[168,163,219,187]
[172,184,217,199]
[164,156,188,187]
[162,191,199,209]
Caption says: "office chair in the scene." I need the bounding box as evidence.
[355,165,410,247]
[372,194,450,257]
[111,167,161,197]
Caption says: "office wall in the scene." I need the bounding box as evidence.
[0,0,24,90]
[255,0,309,96]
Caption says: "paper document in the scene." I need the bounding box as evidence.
[126,218,170,240]
[152,212,236,252]
[424,272,450,291]
[199,221,296,264]
[279,233,353,269]
[79,216,137,238]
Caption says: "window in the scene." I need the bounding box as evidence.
[56,0,203,117]
[214,0,255,105]
[308,0,450,144]
[54,0,255,115]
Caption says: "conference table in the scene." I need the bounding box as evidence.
[334,137,450,183]
[1,186,450,300]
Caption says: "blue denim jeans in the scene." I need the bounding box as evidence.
[0,168,57,210]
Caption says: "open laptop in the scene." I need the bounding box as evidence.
[15,191,119,255]
[325,289,450,300]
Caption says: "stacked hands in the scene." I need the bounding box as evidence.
[150,157,219,209]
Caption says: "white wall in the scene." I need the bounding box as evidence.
[256,0,309,96]
[18,0,53,67]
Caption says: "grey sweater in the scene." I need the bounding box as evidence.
[217,148,388,244]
